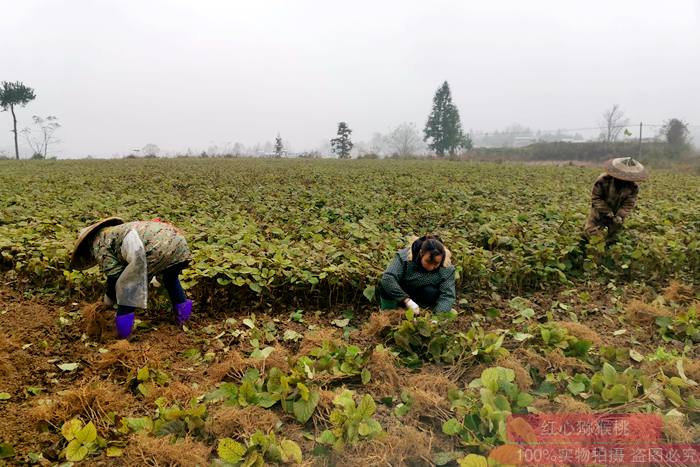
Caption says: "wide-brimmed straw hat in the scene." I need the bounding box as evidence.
[604,157,649,182]
[70,217,124,270]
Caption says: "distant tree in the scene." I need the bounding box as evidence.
[0,81,36,159]
[600,104,629,143]
[141,143,160,157]
[330,122,353,159]
[387,122,423,157]
[21,115,61,159]
[232,142,245,156]
[423,81,470,157]
[661,118,690,148]
[369,132,388,156]
[274,134,284,157]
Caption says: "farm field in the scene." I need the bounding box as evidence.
[1,158,700,466]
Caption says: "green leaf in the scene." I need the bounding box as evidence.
[293,389,320,423]
[516,392,534,408]
[568,380,586,395]
[0,443,15,460]
[602,384,630,404]
[126,416,154,433]
[217,437,247,464]
[280,439,303,464]
[458,454,489,467]
[65,439,89,462]
[75,421,97,444]
[0,392,11,400]
[602,363,617,385]
[480,367,515,393]
[243,318,255,328]
[629,349,644,362]
[363,285,376,301]
[283,329,302,341]
[105,446,123,457]
[442,418,462,436]
[357,395,376,418]
[250,346,274,360]
[434,451,461,466]
[331,318,350,328]
[57,362,80,372]
[61,419,83,441]
[358,422,371,436]
[394,403,410,417]
[361,368,371,385]
[137,365,151,381]
[513,332,533,342]
[317,430,336,445]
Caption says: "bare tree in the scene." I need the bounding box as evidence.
[21,115,60,159]
[600,104,629,143]
[387,122,423,157]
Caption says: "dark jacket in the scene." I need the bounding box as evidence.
[378,238,456,313]
[585,174,639,235]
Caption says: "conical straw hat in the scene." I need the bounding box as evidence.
[69,217,123,270]
[604,157,649,182]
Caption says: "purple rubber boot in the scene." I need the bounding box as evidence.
[115,313,135,339]
[174,299,193,325]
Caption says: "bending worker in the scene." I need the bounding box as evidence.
[378,235,456,313]
[70,217,193,339]
[584,157,648,241]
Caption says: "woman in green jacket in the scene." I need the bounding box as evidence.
[378,235,456,313]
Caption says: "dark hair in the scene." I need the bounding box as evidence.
[412,235,446,267]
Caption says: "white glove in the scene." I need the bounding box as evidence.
[404,298,420,314]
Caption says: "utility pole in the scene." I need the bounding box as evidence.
[638,122,643,158]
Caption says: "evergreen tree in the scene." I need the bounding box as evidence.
[0,81,36,159]
[662,118,690,148]
[274,134,284,157]
[423,81,470,157]
[330,122,353,159]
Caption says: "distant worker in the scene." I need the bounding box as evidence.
[378,235,456,313]
[70,218,193,339]
[584,157,648,241]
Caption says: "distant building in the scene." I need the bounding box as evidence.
[513,136,536,148]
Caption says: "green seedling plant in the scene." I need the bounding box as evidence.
[216,431,302,466]
[318,389,384,451]
[442,367,534,448]
[60,418,105,462]
[206,367,321,424]
[585,363,649,407]
[656,306,700,343]
[538,323,592,358]
[152,397,208,438]
[392,309,507,366]
[127,365,170,397]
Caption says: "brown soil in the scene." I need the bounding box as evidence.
[1,281,699,466]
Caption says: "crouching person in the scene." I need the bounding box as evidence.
[584,157,648,243]
[378,235,456,314]
[70,217,193,339]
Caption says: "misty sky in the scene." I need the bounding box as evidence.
[2,0,699,157]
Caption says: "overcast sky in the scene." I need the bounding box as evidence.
[2,0,699,157]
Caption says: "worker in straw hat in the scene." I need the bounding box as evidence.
[583,157,649,241]
[70,217,193,339]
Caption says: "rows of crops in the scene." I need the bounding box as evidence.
[1,159,699,307]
